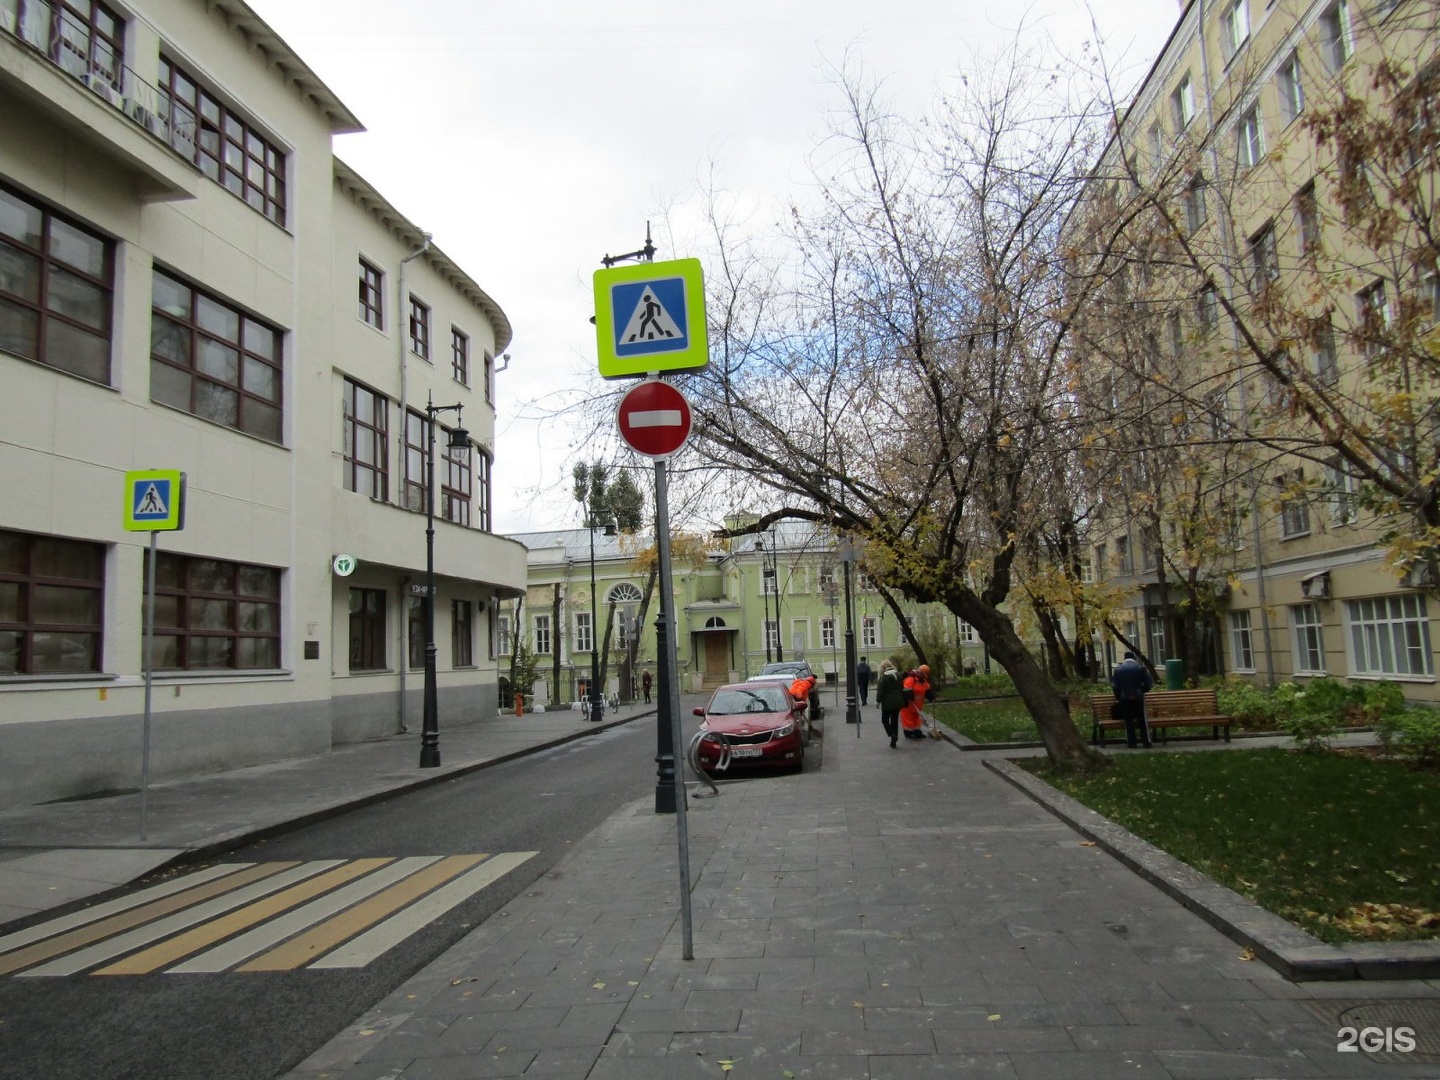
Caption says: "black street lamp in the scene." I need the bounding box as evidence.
[421,396,470,768]
[586,513,617,722]
[839,536,861,727]
[755,535,774,663]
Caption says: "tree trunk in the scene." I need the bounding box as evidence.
[964,601,1096,768]
[625,563,659,702]
[598,601,617,699]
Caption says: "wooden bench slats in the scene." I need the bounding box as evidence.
[1085,688,1233,746]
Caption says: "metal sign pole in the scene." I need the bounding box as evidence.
[141,530,156,841]
[654,455,694,959]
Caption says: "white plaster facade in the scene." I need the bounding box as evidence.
[0,0,525,808]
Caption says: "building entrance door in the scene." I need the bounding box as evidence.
[704,634,729,682]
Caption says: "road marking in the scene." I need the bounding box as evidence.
[166,857,443,974]
[93,858,395,975]
[19,862,335,977]
[0,862,298,977]
[0,862,252,956]
[237,854,487,971]
[310,850,535,969]
[1,855,535,977]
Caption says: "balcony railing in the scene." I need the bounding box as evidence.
[1,0,185,152]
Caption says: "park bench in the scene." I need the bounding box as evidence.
[1088,688,1233,746]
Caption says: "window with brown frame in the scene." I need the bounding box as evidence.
[407,595,425,669]
[158,57,286,224]
[402,409,428,512]
[151,269,283,443]
[452,599,473,667]
[51,0,124,85]
[144,552,281,670]
[349,588,386,671]
[408,295,430,359]
[483,351,494,403]
[475,448,493,532]
[451,327,469,385]
[343,378,388,499]
[442,432,471,525]
[358,259,383,328]
[0,181,113,383]
[0,527,104,676]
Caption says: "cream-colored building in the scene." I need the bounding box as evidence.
[0,0,524,808]
[1073,0,1439,696]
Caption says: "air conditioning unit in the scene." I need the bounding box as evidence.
[1401,563,1437,589]
[1300,571,1330,599]
[82,72,123,109]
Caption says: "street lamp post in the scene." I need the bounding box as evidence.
[421,395,470,768]
[840,536,861,728]
[756,536,773,664]
[587,513,617,722]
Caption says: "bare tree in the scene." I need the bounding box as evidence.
[685,49,1115,768]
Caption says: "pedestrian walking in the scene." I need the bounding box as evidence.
[1110,651,1153,748]
[856,656,872,706]
[900,664,932,740]
[875,660,905,748]
[641,668,652,705]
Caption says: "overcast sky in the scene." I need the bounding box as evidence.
[243,0,1182,533]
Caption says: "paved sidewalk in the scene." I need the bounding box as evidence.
[0,698,657,927]
[280,714,1440,1080]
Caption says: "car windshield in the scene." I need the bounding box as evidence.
[709,686,788,714]
[760,663,806,677]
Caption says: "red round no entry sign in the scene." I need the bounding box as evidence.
[616,379,692,458]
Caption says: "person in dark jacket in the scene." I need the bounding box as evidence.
[875,660,905,748]
[855,656,872,706]
[1110,651,1154,748]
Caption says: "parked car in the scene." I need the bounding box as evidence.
[746,659,823,727]
[745,660,816,683]
[692,682,806,774]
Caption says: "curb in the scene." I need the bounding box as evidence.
[983,755,1440,983]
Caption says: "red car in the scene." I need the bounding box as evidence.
[692,682,806,774]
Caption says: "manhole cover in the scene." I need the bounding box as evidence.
[1333,1000,1440,1064]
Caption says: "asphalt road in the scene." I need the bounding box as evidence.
[0,717,672,1080]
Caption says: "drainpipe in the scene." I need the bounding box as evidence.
[1196,0,1277,685]
[396,234,432,734]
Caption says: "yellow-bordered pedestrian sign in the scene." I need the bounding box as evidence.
[593,258,708,379]
[123,470,186,531]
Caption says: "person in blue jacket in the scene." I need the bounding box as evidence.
[1110,651,1154,749]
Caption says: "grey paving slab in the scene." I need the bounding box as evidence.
[3,690,1435,1079]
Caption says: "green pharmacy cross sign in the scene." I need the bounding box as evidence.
[593,258,708,379]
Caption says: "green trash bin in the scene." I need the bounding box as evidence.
[1164,658,1184,690]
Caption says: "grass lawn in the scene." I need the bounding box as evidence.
[933,697,1039,743]
[1020,748,1440,943]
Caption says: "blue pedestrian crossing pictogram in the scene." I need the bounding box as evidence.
[133,481,171,521]
[612,277,688,358]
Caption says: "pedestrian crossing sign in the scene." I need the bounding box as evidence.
[123,470,186,531]
[593,257,708,379]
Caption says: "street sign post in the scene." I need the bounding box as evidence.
[594,233,705,961]
[593,258,708,379]
[616,379,692,458]
[122,469,187,841]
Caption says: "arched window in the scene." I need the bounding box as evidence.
[705,616,727,629]
[606,582,643,603]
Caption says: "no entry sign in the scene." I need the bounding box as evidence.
[617,379,692,458]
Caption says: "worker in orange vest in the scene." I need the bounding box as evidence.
[789,674,815,708]
[900,664,931,740]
